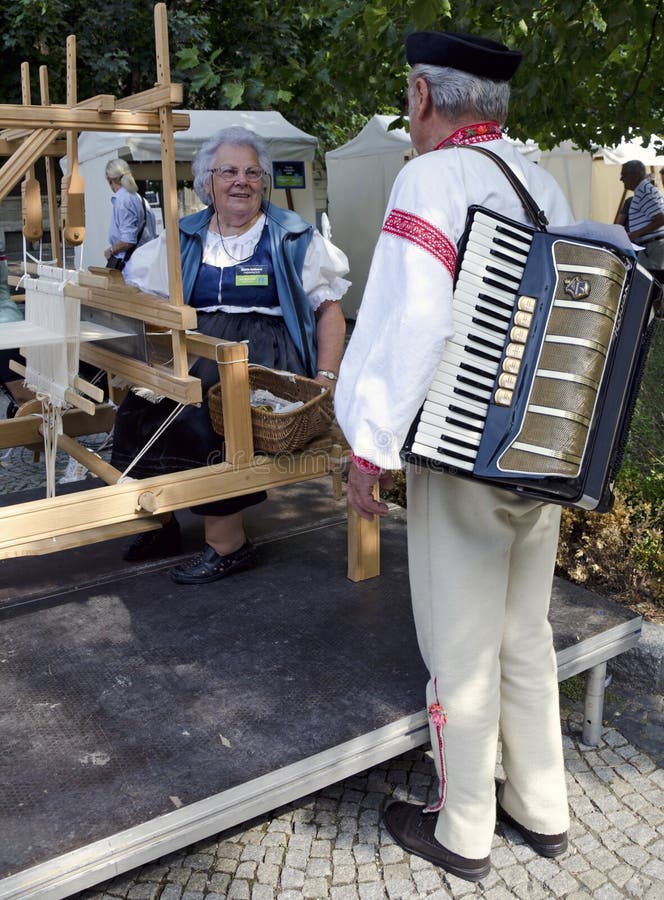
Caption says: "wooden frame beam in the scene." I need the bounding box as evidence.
[0,451,340,558]
[0,105,189,133]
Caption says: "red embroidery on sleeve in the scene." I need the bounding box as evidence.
[382,209,457,278]
[351,452,382,476]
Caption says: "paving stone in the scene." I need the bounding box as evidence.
[251,887,275,900]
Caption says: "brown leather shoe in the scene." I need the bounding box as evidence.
[383,802,491,883]
[496,800,568,858]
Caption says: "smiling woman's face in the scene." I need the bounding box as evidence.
[208,143,264,228]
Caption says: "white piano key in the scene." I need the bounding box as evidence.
[467,226,531,262]
[447,333,504,363]
[473,211,533,244]
[421,401,486,432]
[438,341,500,378]
[457,270,518,305]
[451,307,512,347]
[455,299,516,333]
[430,370,493,402]
[424,379,490,414]
[410,438,477,471]
[455,285,516,317]
[463,247,526,281]
[459,257,523,291]
[419,412,483,444]
[434,357,495,391]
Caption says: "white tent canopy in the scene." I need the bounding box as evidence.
[326,116,415,317]
[326,115,664,317]
[73,110,319,269]
[76,109,318,165]
[596,134,664,166]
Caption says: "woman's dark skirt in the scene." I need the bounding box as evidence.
[110,312,306,516]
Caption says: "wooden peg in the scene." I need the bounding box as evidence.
[20,62,43,241]
[39,66,62,266]
[61,35,85,246]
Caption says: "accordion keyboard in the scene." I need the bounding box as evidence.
[410,211,534,470]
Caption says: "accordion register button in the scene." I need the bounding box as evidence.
[494,388,513,406]
[518,295,537,312]
[514,310,533,328]
[510,325,530,343]
[498,373,517,390]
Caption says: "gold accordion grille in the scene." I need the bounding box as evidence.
[499,240,627,476]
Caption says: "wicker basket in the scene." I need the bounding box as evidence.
[208,367,334,454]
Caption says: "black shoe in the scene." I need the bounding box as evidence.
[383,802,491,883]
[169,540,257,585]
[123,516,181,562]
[496,793,568,858]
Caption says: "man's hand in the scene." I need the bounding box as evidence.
[346,464,394,521]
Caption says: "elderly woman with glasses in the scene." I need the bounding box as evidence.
[110,126,350,584]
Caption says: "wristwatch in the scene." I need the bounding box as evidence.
[317,370,337,381]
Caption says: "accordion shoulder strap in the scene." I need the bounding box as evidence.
[454,144,550,232]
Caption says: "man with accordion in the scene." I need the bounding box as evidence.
[335,29,575,883]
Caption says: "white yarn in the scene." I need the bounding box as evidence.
[23,274,80,407]
[21,266,83,497]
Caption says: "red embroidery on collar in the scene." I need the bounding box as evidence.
[435,121,503,149]
[382,209,457,278]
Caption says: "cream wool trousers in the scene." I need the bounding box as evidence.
[406,466,570,859]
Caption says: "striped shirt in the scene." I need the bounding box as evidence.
[627,178,664,242]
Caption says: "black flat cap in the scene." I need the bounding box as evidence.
[406,31,522,81]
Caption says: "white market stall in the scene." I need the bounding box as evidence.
[326,115,415,318]
[72,110,319,270]
[326,115,664,317]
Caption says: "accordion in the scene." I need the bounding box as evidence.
[402,206,661,511]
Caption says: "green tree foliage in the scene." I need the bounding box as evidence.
[1,0,662,153]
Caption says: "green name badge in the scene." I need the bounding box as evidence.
[236,265,268,287]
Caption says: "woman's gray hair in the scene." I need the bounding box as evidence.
[105,157,138,192]
[409,64,511,126]
[192,126,271,205]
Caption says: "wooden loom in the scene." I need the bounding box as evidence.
[0,4,380,581]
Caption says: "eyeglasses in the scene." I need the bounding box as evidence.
[209,166,265,182]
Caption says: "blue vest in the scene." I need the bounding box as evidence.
[190,225,279,311]
[178,203,318,375]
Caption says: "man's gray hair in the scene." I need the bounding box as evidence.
[622,159,646,181]
[192,126,271,205]
[409,64,511,125]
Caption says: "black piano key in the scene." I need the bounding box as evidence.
[449,402,486,423]
[471,315,507,335]
[475,302,512,325]
[446,414,484,434]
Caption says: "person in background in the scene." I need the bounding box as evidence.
[335,30,574,882]
[104,158,157,270]
[620,159,664,277]
[111,126,349,584]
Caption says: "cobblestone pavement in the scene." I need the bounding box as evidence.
[2,401,664,899]
[72,706,664,900]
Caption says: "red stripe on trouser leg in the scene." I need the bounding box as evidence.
[424,679,448,813]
